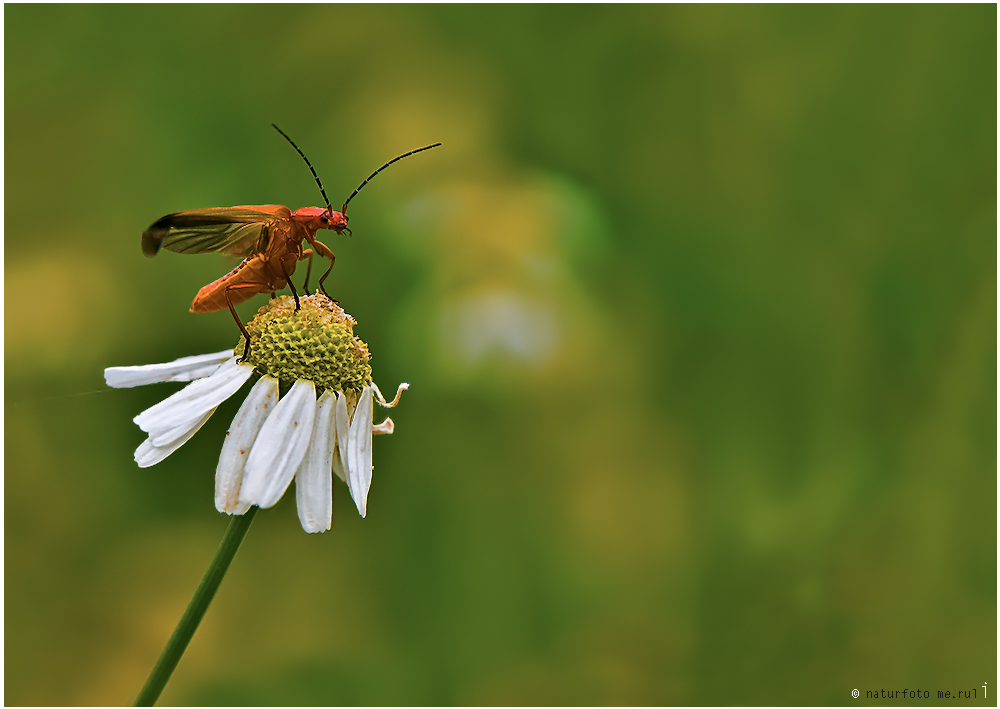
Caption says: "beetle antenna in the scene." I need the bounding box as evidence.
[272,124,333,213]
[342,143,442,215]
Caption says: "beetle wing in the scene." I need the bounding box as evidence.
[142,206,292,258]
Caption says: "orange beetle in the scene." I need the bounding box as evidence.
[142,125,440,359]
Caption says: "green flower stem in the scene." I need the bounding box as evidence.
[134,507,258,706]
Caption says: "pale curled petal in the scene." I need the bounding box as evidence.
[295,390,337,533]
[134,358,253,434]
[371,382,409,408]
[333,391,350,483]
[372,417,394,435]
[215,376,279,514]
[134,407,217,468]
[238,379,317,509]
[347,387,374,518]
[105,350,234,388]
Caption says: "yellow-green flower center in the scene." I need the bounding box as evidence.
[236,294,372,393]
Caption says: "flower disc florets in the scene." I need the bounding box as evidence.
[237,294,372,394]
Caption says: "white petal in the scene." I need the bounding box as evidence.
[295,390,337,533]
[133,358,253,435]
[238,379,317,509]
[372,382,409,408]
[331,453,347,484]
[372,417,394,435]
[105,350,234,388]
[147,413,212,448]
[346,387,374,518]
[215,376,279,514]
[333,392,350,483]
[228,499,253,515]
[134,407,217,468]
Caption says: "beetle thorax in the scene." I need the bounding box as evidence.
[291,206,349,234]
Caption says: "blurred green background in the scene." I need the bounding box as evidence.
[5,5,995,706]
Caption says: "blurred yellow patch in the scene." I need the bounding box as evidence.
[5,249,118,371]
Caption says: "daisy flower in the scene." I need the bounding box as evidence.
[105,295,406,532]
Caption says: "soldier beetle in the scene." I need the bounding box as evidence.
[142,124,440,359]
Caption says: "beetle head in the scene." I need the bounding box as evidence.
[292,207,350,235]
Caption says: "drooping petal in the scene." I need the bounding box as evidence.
[134,407,217,468]
[133,358,253,435]
[372,417,394,435]
[333,391,350,483]
[215,376,279,514]
[346,386,374,518]
[295,389,337,533]
[238,379,317,509]
[105,350,234,388]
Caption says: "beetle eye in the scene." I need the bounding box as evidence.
[320,215,328,223]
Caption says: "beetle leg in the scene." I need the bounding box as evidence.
[317,261,337,301]
[278,257,300,311]
[224,282,270,362]
[301,249,314,293]
[311,240,337,300]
